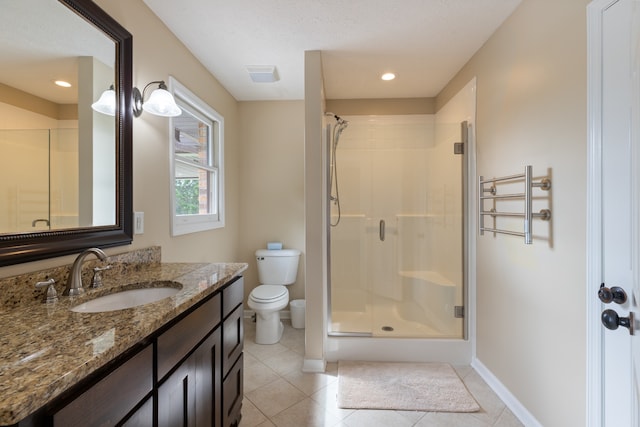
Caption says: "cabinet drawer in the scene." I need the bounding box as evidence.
[157,293,221,380]
[222,353,243,427]
[222,304,243,377]
[222,276,244,319]
[54,345,152,427]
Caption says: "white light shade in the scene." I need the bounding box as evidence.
[142,88,181,117]
[91,88,116,116]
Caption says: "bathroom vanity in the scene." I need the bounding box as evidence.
[0,248,246,426]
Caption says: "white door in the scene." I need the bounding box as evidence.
[588,0,640,425]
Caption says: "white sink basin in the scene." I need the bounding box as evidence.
[71,284,181,313]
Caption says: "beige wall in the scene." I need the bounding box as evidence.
[0,0,242,278]
[0,102,70,130]
[304,50,327,369]
[238,101,306,302]
[0,83,77,120]
[438,0,588,425]
[326,97,435,115]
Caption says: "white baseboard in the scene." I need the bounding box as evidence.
[471,358,542,427]
[244,309,291,320]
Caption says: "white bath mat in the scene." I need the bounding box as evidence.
[337,361,480,412]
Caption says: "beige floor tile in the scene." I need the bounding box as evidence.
[279,324,305,353]
[246,378,307,417]
[270,397,343,427]
[463,370,506,425]
[244,325,257,341]
[243,353,281,393]
[239,398,268,427]
[262,348,304,376]
[494,408,524,427]
[284,369,338,396]
[324,362,339,376]
[241,313,522,427]
[415,412,491,427]
[462,370,508,425]
[396,410,427,424]
[453,364,474,378]
[342,409,416,427]
[245,339,289,361]
[310,380,355,420]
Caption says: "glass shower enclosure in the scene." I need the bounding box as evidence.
[0,128,78,233]
[328,114,466,339]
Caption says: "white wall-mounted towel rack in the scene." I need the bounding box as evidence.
[478,165,551,244]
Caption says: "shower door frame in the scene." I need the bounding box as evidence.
[324,116,477,365]
[325,117,471,341]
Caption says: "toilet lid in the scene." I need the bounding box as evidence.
[251,285,287,301]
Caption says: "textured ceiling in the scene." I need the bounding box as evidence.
[143,0,522,101]
[1,0,114,104]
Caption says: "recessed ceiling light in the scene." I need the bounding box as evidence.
[381,73,396,81]
[54,80,72,88]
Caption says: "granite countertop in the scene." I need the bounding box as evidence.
[0,260,248,425]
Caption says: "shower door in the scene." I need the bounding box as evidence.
[329,115,465,338]
[0,129,79,233]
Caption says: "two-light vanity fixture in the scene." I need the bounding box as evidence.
[91,80,181,118]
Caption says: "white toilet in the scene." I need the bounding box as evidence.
[248,249,301,344]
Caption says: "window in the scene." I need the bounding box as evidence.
[169,77,224,235]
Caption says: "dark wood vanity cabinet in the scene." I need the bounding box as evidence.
[221,278,244,427]
[157,294,223,426]
[158,328,222,426]
[53,345,153,426]
[47,276,244,427]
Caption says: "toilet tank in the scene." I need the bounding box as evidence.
[255,249,301,285]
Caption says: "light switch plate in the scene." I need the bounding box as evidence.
[134,212,144,234]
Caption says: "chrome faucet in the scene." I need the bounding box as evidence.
[63,248,108,296]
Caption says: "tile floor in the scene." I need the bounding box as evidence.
[240,318,524,427]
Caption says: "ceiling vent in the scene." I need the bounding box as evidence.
[246,66,279,83]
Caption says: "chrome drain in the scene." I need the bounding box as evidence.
[381,326,394,332]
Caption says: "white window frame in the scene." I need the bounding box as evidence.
[168,76,224,236]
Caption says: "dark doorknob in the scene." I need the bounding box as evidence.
[601,309,635,334]
[598,283,627,304]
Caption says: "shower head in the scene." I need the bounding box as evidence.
[325,112,349,127]
[334,114,349,128]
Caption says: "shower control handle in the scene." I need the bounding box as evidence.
[379,219,385,241]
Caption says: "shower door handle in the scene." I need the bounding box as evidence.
[379,219,385,241]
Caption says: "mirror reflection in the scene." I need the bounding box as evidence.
[0,0,116,235]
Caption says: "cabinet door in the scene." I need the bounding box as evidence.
[157,294,221,380]
[222,353,243,427]
[194,327,222,426]
[158,327,222,427]
[120,397,153,427]
[158,356,196,427]
[222,304,243,377]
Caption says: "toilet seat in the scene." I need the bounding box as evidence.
[248,284,289,318]
[250,285,287,302]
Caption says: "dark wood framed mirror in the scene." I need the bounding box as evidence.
[0,0,133,266]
